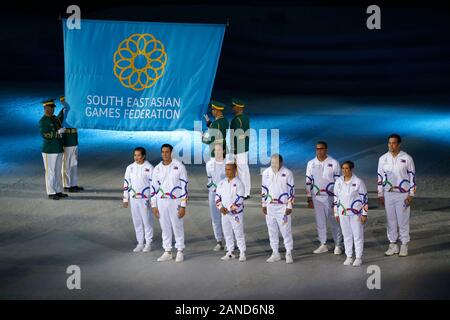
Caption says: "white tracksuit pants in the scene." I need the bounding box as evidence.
[130,198,153,245]
[42,152,63,195]
[209,191,224,242]
[157,198,185,251]
[233,152,251,197]
[339,215,364,258]
[313,196,343,246]
[222,212,246,253]
[62,146,78,188]
[266,204,293,252]
[385,192,410,244]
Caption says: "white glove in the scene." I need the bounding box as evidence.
[57,128,66,135]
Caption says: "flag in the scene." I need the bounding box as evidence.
[62,19,225,131]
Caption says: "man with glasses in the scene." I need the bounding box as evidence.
[306,141,343,255]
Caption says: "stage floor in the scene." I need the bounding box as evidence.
[0,178,449,299]
[0,82,449,299]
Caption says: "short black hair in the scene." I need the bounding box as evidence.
[388,133,402,144]
[161,143,173,151]
[226,162,237,170]
[316,141,328,149]
[134,147,146,158]
[341,160,355,170]
[271,153,283,163]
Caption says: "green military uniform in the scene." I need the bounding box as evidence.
[58,95,83,191]
[202,101,229,157]
[39,114,64,153]
[230,111,250,155]
[39,99,66,199]
[230,98,251,197]
[57,108,78,147]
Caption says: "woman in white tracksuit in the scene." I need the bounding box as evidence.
[333,161,368,267]
[123,147,154,253]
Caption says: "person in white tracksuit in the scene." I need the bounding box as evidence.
[215,163,247,262]
[333,161,368,267]
[206,144,226,251]
[123,147,154,253]
[377,134,416,257]
[261,154,295,264]
[306,141,343,255]
[151,144,188,263]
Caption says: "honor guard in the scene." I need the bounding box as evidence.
[58,95,83,192]
[202,100,229,158]
[229,98,251,199]
[38,99,68,200]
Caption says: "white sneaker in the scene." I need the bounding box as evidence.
[142,243,152,252]
[213,242,224,251]
[334,246,343,255]
[353,258,362,267]
[399,244,408,257]
[157,251,173,262]
[133,244,144,252]
[221,252,235,261]
[285,252,293,264]
[266,252,281,263]
[385,243,400,256]
[313,244,329,254]
[343,257,353,266]
[239,252,246,262]
[175,251,184,262]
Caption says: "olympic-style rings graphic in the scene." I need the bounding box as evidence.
[113,33,167,91]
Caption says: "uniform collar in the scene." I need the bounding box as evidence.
[393,150,405,158]
[161,159,174,167]
[343,174,357,183]
[226,177,237,184]
[315,156,330,163]
[270,166,285,174]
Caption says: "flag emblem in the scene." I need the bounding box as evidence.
[113,33,168,91]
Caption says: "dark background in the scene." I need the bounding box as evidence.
[1,0,450,96]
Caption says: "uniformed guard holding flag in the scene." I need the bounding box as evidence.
[58,95,84,192]
[229,98,251,199]
[38,99,68,200]
[202,100,229,158]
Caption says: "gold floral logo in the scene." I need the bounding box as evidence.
[113,33,167,91]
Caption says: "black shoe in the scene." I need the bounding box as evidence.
[64,187,71,191]
[73,186,84,191]
[244,195,251,200]
[48,194,60,200]
[57,192,69,198]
